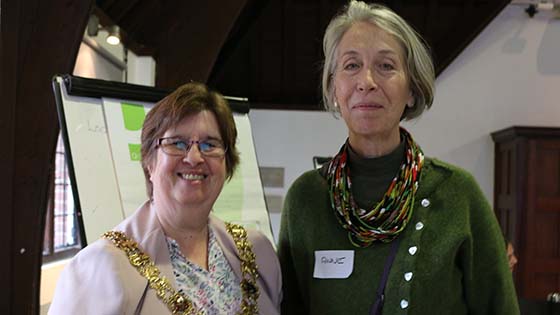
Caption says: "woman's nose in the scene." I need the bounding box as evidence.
[357,69,377,92]
[183,144,204,165]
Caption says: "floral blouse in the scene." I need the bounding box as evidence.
[166,228,242,315]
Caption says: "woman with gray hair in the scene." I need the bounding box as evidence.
[278,1,518,314]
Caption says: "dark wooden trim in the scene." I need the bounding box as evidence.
[515,137,528,294]
[492,128,560,300]
[0,0,18,312]
[435,0,510,76]
[208,0,271,86]
[491,126,560,142]
[0,0,93,313]
[155,0,248,88]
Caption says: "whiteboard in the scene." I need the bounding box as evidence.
[53,75,273,245]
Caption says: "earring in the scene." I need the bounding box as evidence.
[334,100,339,108]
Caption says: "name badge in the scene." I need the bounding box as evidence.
[313,250,354,279]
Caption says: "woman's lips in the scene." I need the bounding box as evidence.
[178,172,207,180]
[352,103,384,110]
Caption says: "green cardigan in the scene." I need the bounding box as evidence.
[278,157,519,315]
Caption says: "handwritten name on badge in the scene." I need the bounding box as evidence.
[313,250,354,279]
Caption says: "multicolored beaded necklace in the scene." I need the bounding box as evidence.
[326,128,424,248]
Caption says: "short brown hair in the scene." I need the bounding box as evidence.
[140,82,240,198]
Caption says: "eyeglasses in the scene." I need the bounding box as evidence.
[156,137,227,158]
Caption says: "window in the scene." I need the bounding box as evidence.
[43,133,81,262]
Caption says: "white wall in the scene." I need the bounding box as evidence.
[73,41,124,81]
[127,51,156,86]
[403,5,560,201]
[250,110,347,195]
[251,5,560,237]
[249,111,347,239]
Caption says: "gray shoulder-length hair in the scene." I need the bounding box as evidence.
[322,0,435,120]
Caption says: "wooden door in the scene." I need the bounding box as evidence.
[524,139,560,299]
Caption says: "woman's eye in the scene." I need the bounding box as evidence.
[343,63,360,71]
[199,142,212,152]
[379,62,395,71]
[199,141,221,151]
[173,140,188,150]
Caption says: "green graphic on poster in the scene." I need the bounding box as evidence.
[121,102,146,131]
[121,103,145,161]
[128,143,141,161]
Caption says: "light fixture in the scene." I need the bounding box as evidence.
[86,14,122,45]
[87,15,99,37]
[511,0,559,17]
[106,25,121,46]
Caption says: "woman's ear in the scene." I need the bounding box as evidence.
[147,160,154,181]
[407,92,414,108]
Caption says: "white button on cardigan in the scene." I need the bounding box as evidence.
[400,299,409,309]
[404,272,413,281]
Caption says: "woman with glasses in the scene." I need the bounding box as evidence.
[278,1,518,314]
[50,82,282,315]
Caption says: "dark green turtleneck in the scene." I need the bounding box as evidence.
[347,139,406,210]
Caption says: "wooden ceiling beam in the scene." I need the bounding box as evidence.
[101,0,142,25]
[434,0,509,75]
[155,0,250,88]
[208,0,271,86]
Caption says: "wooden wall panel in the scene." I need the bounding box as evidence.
[0,0,18,311]
[0,0,92,313]
[492,127,560,301]
[525,139,560,299]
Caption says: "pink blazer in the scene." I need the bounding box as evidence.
[49,202,282,314]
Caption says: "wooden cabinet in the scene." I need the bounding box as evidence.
[492,126,560,301]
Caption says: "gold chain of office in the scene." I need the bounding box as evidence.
[102,222,259,315]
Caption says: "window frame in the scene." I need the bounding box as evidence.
[42,133,82,263]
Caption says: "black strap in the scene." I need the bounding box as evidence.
[134,284,149,315]
[318,161,330,178]
[369,237,401,315]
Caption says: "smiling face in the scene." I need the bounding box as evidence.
[333,21,413,154]
[149,110,226,221]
